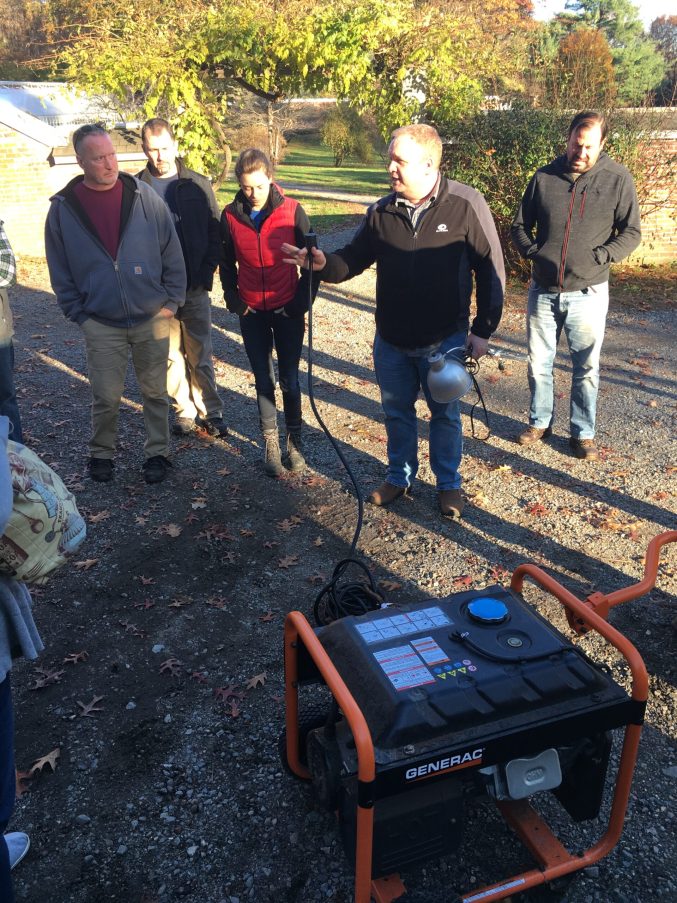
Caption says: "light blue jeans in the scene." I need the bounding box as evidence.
[527,282,609,440]
[373,330,466,491]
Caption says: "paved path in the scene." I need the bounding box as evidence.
[277,179,380,206]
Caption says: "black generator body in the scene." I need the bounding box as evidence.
[297,587,639,880]
[282,531,677,903]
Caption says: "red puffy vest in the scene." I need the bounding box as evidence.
[225,191,299,311]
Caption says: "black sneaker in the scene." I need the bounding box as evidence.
[142,455,172,484]
[197,417,228,438]
[172,417,195,436]
[88,457,113,483]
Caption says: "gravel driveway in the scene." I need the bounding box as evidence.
[5,248,676,903]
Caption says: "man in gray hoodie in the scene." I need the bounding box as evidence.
[511,111,641,461]
[45,124,186,484]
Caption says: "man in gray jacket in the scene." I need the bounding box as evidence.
[511,111,641,461]
[45,124,186,484]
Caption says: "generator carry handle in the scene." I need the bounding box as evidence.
[512,528,677,643]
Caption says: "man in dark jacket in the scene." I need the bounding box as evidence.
[511,110,641,461]
[139,119,226,437]
[282,124,504,518]
[45,124,186,484]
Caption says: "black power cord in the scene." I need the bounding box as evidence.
[302,231,385,626]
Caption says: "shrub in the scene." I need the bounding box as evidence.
[321,104,376,167]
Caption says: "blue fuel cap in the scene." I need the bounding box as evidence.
[467,596,509,624]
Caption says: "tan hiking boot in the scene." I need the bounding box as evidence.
[517,425,552,445]
[569,437,599,461]
[368,482,409,506]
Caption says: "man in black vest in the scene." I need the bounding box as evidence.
[139,118,226,437]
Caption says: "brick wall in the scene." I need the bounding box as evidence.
[0,123,53,257]
[626,136,677,266]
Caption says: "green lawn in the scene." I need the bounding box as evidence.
[214,134,386,235]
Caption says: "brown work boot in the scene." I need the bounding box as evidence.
[368,482,408,507]
[517,425,552,445]
[569,437,599,461]
[263,430,284,477]
[438,489,465,518]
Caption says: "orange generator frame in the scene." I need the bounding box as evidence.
[283,530,676,903]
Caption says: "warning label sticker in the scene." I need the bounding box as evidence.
[374,645,436,691]
[411,636,450,666]
[355,606,452,646]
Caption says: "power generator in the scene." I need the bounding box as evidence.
[282,531,675,903]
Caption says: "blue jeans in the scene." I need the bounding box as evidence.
[240,309,305,433]
[373,331,465,491]
[0,342,22,444]
[526,282,609,440]
[0,674,15,903]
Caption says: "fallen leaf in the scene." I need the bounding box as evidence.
[169,595,193,608]
[191,497,208,509]
[224,700,241,718]
[87,510,111,524]
[278,555,299,569]
[525,502,549,517]
[379,579,402,592]
[313,537,324,547]
[138,575,155,585]
[307,572,326,585]
[276,518,299,532]
[29,667,65,690]
[185,512,199,524]
[214,685,245,703]
[205,596,228,609]
[29,748,60,776]
[263,540,279,549]
[246,672,266,690]
[157,523,182,537]
[453,575,473,589]
[216,467,232,476]
[240,528,255,537]
[160,658,182,677]
[63,651,89,665]
[74,558,99,571]
[77,696,104,717]
[259,611,275,622]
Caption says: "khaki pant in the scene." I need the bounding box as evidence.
[81,313,171,460]
[168,287,223,421]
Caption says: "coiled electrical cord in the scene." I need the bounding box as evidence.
[303,232,385,626]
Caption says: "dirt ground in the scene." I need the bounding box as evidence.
[6,253,677,903]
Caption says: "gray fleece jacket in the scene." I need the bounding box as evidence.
[511,152,641,292]
[45,172,186,327]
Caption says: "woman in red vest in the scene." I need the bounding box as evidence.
[219,149,316,476]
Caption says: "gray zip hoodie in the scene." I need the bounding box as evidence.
[511,152,641,292]
[45,172,186,326]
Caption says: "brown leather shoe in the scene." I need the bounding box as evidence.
[368,482,408,506]
[517,425,552,445]
[439,489,465,518]
[569,437,599,461]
